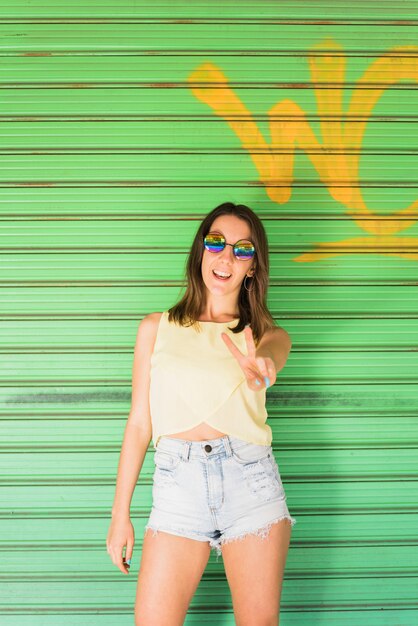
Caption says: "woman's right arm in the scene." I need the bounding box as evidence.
[106,312,160,574]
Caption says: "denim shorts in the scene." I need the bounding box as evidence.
[144,434,296,559]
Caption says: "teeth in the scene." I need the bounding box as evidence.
[213,269,231,278]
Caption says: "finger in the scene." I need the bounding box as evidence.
[247,367,265,388]
[118,553,130,575]
[256,357,268,376]
[256,357,277,387]
[266,362,277,387]
[265,359,277,387]
[122,557,132,573]
[110,546,130,575]
[221,325,256,362]
[243,325,257,359]
[250,366,275,389]
[122,554,132,568]
[119,545,132,574]
[109,547,122,572]
[221,332,245,364]
[253,357,270,388]
[123,541,134,572]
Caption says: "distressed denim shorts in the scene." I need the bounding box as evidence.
[144,434,297,559]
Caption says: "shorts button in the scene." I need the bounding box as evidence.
[204,444,212,452]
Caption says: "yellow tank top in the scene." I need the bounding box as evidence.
[149,310,272,449]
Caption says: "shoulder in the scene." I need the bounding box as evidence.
[274,325,292,344]
[259,325,292,348]
[135,312,164,344]
[141,311,164,328]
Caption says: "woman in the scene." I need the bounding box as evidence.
[107,201,296,625]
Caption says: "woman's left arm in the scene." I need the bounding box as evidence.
[256,328,292,375]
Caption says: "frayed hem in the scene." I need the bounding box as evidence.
[145,525,225,563]
[145,516,297,564]
[209,540,223,563]
[144,525,159,538]
[217,514,296,554]
[145,524,218,547]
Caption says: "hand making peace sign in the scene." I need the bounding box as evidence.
[221,325,276,392]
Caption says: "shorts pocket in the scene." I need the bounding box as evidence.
[230,442,272,465]
[153,449,182,486]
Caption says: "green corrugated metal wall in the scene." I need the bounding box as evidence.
[1,0,418,623]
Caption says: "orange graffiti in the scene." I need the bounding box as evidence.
[188,38,418,261]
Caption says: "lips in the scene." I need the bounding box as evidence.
[212,269,232,281]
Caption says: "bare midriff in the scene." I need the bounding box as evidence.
[164,421,227,441]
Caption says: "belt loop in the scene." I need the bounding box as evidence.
[223,435,233,458]
[181,440,191,462]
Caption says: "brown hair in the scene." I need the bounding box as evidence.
[167,201,276,347]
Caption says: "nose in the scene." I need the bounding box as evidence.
[218,243,235,262]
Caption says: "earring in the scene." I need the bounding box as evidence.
[243,274,255,292]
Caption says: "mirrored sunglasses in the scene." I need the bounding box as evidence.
[203,232,255,260]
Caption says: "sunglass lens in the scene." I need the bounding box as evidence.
[204,233,225,252]
[234,241,255,260]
